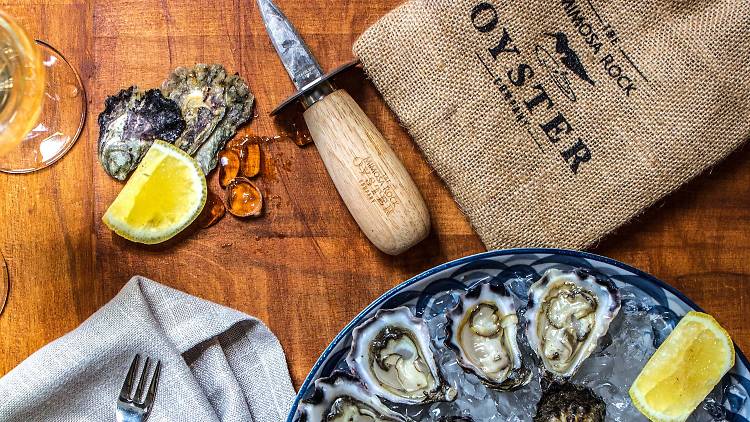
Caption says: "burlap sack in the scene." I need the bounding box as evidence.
[353,0,750,249]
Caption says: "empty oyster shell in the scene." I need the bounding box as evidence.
[446,282,531,390]
[295,371,410,422]
[526,268,621,378]
[97,86,186,180]
[161,64,254,174]
[533,380,606,422]
[346,307,456,405]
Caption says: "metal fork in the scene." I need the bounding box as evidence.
[116,354,161,422]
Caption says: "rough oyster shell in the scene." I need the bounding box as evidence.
[526,268,621,378]
[97,86,185,180]
[533,380,606,422]
[161,64,254,174]
[446,282,531,390]
[346,307,456,405]
[295,371,410,422]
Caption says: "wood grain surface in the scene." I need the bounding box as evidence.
[0,0,748,393]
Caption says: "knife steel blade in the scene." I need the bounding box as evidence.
[256,0,324,90]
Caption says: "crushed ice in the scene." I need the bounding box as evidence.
[379,272,732,421]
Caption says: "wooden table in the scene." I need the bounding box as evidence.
[1,0,748,390]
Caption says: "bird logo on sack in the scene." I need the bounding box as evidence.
[469,0,650,175]
[535,32,595,102]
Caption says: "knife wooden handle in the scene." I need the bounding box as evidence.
[303,89,430,255]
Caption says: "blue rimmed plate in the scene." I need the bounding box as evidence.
[287,249,749,421]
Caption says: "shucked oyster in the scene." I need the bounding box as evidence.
[161,64,254,174]
[295,371,411,422]
[346,307,456,405]
[446,282,531,390]
[526,268,621,378]
[97,86,186,180]
[533,380,606,422]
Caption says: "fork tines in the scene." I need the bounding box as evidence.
[119,354,161,407]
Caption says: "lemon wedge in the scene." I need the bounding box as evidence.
[103,140,207,244]
[629,311,734,422]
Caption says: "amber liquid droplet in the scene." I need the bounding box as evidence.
[226,136,266,178]
[290,115,313,146]
[197,191,226,228]
[226,177,263,218]
[218,149,240,188]
[276,104,313,146]
[240,143,261,178]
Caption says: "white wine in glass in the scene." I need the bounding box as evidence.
[0,11,85,173]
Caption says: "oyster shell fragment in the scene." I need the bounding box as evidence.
[526,268,621,378]
[97,86,186,180]
[533,381,606,422]
[446,282,531,390]
[347,307,456,405]
[295,371,410,422]
[161,64,254,174]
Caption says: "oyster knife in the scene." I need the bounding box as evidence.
[257,0,430,255]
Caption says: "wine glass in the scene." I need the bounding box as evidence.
[0,251,7,316]
[0,10,86,173]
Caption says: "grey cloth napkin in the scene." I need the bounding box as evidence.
[0,276,296,422]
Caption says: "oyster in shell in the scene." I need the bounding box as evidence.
[526,268,621,378]
[533,381,605,422]
[295,371,410,422]
[346,307,456,405]
[446,282,531,390]
[97,86,185,180]
[161,64,254,173]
